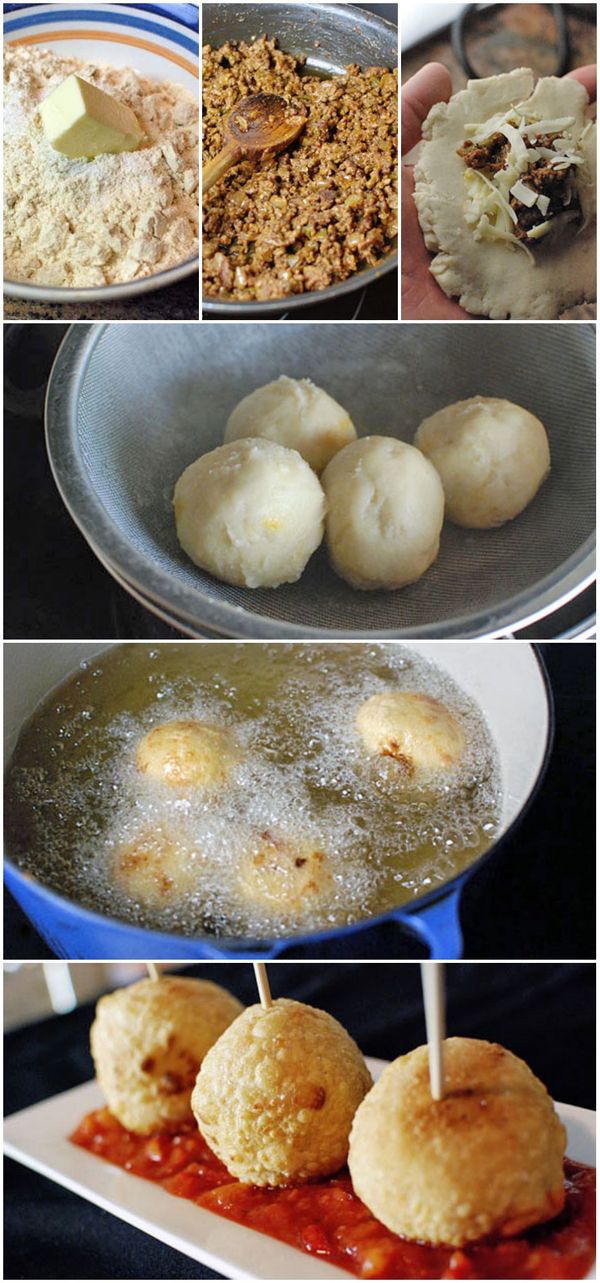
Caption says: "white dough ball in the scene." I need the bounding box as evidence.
[414,397,550,528]
[174,439,326,589]
[224,376,356,474]
[321,436,445,591]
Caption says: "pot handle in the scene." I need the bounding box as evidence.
[398,888,464,960]
[185,937,288,961]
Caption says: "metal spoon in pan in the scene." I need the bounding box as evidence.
[202,93,307,194]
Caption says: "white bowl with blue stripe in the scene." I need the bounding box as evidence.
[3,3,199,304]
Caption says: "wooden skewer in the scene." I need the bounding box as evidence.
[146,963,161,983]
[253,962,273,1010]
[420,962,446,1101]
[42,962,77,1014]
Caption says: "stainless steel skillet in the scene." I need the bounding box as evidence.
[201,3,399,317]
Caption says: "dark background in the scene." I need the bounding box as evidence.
[4,639,595,962]
[4,961,596,1279]
[402,3,596,88]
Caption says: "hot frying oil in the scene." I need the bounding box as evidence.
[5,644,501,938]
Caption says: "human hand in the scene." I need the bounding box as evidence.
[401,63,470,320]
[401,62,596,321]
[567,64,596,102]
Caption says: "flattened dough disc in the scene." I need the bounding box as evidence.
[413,68,596,319]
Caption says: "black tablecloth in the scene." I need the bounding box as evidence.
[4,962,595,1279]
[4,643,595,960]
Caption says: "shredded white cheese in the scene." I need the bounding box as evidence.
[460,103,583,261]
[464,109,519,142]
[527,220,552,239]
[498,122,529,167]
[472,169,518,224]
[521,116,575,135]
[510,179,537,207]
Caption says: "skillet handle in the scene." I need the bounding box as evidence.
[399,888,464,960]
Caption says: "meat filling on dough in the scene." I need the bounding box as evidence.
[458,124,582,244]
[413,67,596,318]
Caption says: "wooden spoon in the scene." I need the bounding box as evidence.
[202,93,307,194]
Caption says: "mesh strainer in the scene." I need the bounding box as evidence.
[45,322,595,638]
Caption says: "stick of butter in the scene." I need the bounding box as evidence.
[40,74,144,159]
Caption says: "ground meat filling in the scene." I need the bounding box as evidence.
[511,160,579,239]
[203,36,397,301]
[458,132,509,173]
[458,130,580,242]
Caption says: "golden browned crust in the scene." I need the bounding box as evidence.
[136,720,241,790]
[236,830,334,911]
[356,691,465,775]
[111,822,201,908]
[91,976,243,1135]
[192,998,372,1185]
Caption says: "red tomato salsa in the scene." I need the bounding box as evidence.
[70,1109,595,1280]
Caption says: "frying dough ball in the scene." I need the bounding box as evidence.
[111,823,201,908]
[321,437,445,590]
[348,1037,566,1247]
[91,976,244,1135]
[356,691,465,776]
[414,397,550,528]
[224,376,357,474]
[136,720,240,791]
[192,998,372,1186]
[237,831,334,911]
[174,439,326,589]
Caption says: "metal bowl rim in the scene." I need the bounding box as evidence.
[4,255,199,304]
[202,253,398,317]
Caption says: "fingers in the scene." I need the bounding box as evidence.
[402,64,596,152]
[402,62,453,155]
[566,65,596,104]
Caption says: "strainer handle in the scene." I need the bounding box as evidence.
[398,889,463,961]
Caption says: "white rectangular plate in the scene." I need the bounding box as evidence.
[4,1059,596,1281]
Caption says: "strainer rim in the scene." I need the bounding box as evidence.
[95,536,596,641]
